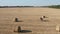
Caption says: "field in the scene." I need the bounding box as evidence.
[0,8,60,34]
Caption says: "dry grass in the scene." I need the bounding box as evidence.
[0,8,60,34]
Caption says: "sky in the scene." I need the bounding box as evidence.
[0,0,60,6]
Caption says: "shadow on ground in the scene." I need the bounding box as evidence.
[43,20,49,22]
[14,30,32,33]
[15,20,23,22]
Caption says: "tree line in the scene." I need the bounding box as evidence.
[48,5,60,9]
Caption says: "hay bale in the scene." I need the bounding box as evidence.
[14,26,21,32]
[17,26,21,32]
[40,17,43,21]
[56,25,60,32]
[14,26,32,33]
[15,18,19,22]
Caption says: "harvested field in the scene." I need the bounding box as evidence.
[0,8,60,34]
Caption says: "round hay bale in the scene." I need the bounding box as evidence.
[17,26,21,32]
[56,25,60,32]
[14,26,21,32]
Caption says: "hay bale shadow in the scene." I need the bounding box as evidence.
[43,20,49,22]
[19,30,32,33]
[14,30,32,33]
[15,20,23,22]
[18,20,23,22]
[14,18,23,22]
